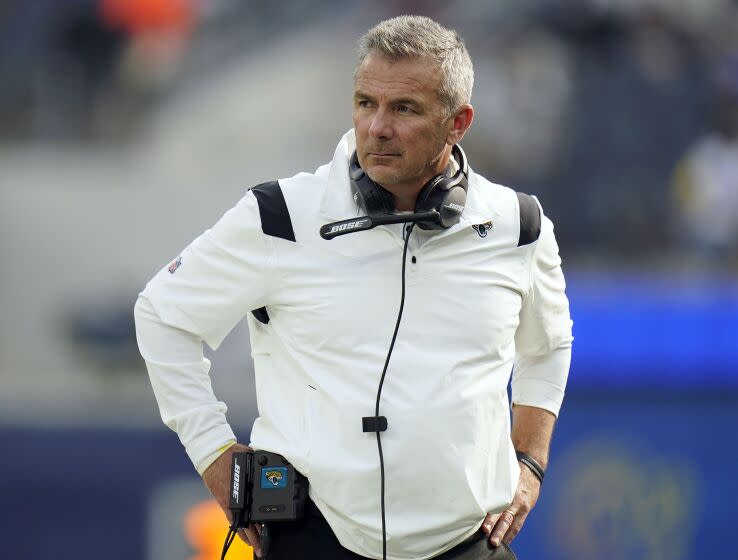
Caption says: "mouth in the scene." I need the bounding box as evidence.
[367,152,400,158]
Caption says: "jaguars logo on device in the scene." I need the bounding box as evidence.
[261,467,288,489]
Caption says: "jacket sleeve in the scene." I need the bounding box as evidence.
[135,190,272,472]
[140,190,272,350]
[135,295,236,474]
[512,206,573,417]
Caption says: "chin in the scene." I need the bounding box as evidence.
[366,168,400,188]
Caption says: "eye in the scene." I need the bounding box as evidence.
[396,105,412,113]
[356,99,371,108]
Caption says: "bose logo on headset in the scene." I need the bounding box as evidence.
[328,219,370,234]
[444,202,464,213]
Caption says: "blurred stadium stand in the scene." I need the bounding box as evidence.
[0,1,736,559]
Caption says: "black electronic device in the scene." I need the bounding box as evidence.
[229,450,307,525]
[320,144,469,240]
[222,450,307,559]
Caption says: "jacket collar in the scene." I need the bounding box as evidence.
[318,129,498,227]
[319,129,362,222]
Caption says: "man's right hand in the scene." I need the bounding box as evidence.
[202,442,263,558]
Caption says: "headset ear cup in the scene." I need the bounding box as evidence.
[414,144,469,230]
[376,185,396,214]
[414,176,446,214]
[350,151,395,215]
[438,184,467,228]
[414,177,450,229]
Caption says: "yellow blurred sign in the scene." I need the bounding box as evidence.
[550,440,699,560]
[184,500,254,560]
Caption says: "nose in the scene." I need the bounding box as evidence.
[368,107,393,141]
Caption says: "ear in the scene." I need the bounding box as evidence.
[446,104,474,145]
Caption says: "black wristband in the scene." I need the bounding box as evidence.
[516,451,544,484]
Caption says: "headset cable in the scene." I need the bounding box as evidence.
[372,222,414,560]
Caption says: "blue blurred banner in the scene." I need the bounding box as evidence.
[514,394,736,560]
[567,273,738,388]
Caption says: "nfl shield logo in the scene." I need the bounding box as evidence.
[168,256,182,274]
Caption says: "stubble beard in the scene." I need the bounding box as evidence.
[364,137,448,191]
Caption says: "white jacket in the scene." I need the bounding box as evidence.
[135,130,573,560]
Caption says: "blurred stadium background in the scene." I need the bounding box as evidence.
[1,0,737,558]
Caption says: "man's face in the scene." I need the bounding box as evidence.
[353,54,453,195]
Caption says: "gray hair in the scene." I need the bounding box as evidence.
[356,15,474,116]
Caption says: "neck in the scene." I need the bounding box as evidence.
[393,191,421,212]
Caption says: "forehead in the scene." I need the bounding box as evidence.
[353,54,441,100]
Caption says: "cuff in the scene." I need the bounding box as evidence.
[185,423,238,475]
[511,346,571,417]
[197,440,237,476]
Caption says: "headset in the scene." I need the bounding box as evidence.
[320,144,469,239]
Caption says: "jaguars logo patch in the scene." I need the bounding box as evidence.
[472,221,494,238]
[261,467,288,489]
[266,471,282,485]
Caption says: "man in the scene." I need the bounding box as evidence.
[135,15,572,560]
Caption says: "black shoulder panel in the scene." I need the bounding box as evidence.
[516,192,541,247]
[249,180,290,325]
[251,306,270,325]
[251,181,296,242]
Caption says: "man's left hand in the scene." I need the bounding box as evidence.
[482,463,541,548]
